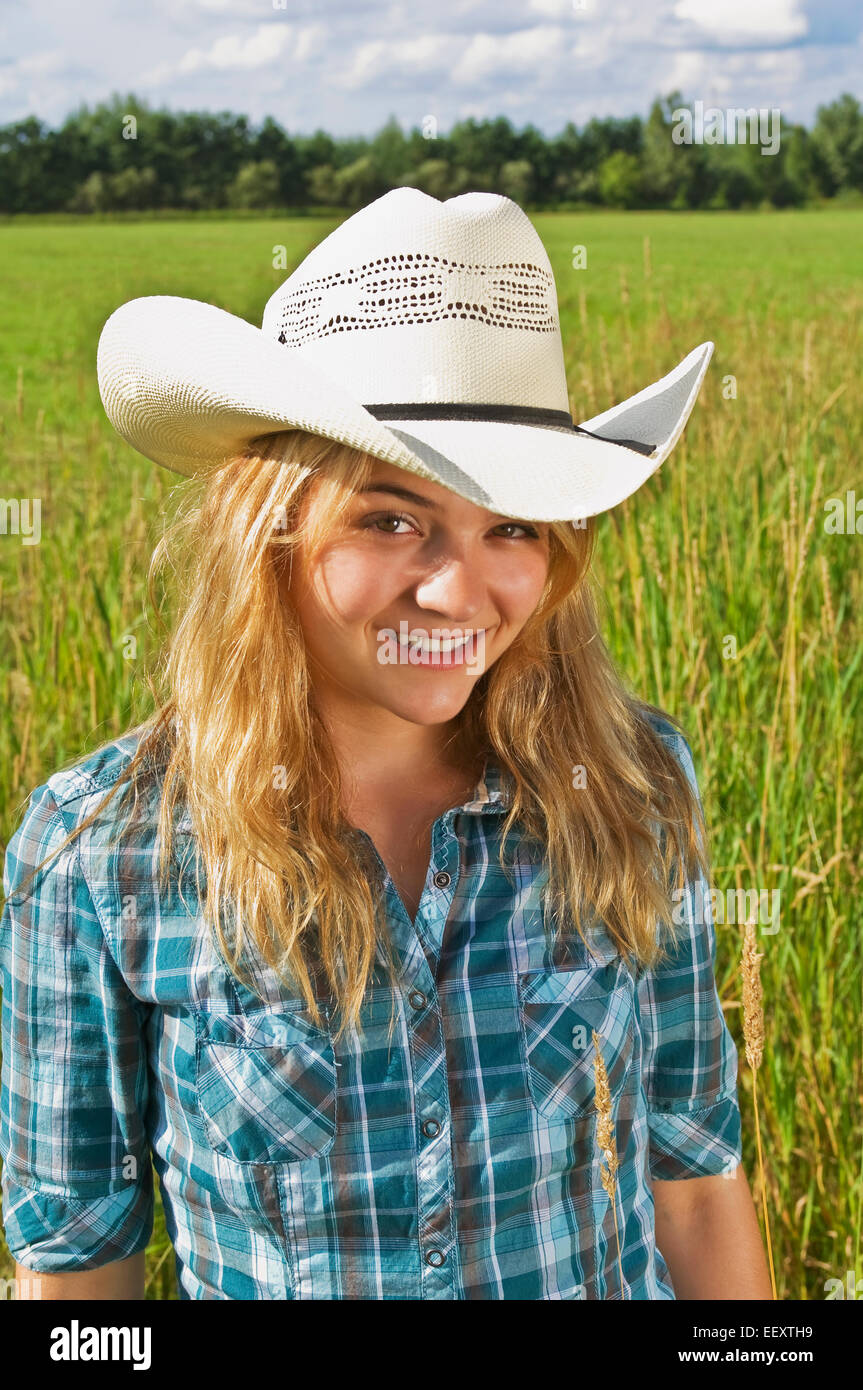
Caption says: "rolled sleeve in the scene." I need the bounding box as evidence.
[0,782,154,1271]
[637,727,743,1182]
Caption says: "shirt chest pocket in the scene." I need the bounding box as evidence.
[194,1006,337,1163]
[517,958,635,1121]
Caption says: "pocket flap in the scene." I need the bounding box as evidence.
[518,958,634,1121]
[519,957,627,1009]
[195,1007,337,1163]
[198,1004,331,1049]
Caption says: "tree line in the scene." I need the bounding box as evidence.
[1,91,861,215]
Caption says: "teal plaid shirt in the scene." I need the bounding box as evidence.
[0,712,742,1299]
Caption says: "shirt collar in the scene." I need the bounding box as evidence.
[459,755,513,814]
[171,755,514,835]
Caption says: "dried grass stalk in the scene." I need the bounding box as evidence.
[742,919,765,1071]
[593,1028,625,1298]
[740,917,777,1298]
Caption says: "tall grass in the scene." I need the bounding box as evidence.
[1,209,860,1299]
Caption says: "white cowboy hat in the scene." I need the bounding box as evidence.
[96,186,713,524]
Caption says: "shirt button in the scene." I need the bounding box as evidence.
[408,989,427,1010]
[421,1118,441,1138]
[433,870,451,889]
[425,1249,446,1268]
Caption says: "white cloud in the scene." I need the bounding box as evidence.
[143,18,326,86]
[143,21,324,83]
[0,48,68,95]
[451,26,573,85]
[338,34,452,89]
[662,49,716,97]
[661,44,808,111]
[17,50,67,77]
[0,48,70,102]
[336,24,575,93]
[527,0,602,15]
[527,0,572,14]
[178,23,292,73]
[673,0,808,44]
[0,0,856,136]
[170,0,286,13]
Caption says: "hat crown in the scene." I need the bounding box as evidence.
[261,187,570,412]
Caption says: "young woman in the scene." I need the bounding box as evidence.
[0,188,772,1300]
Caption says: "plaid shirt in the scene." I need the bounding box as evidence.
[1,712,742,1300]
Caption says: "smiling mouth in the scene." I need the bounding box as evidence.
[374,624,490,668]
[397,629,484,657]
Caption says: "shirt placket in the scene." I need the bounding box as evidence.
[412,811,462,1298]
[353,763,511,1301]
[358,812,462,1299]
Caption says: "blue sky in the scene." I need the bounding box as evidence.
[1,0,860,135]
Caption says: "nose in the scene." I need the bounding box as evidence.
[413,553,486,624]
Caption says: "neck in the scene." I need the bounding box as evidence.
[309,691,482,811]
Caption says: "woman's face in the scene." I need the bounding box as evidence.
[282,458,552,730]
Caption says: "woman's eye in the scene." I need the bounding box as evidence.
[363,511,415,534]
[361,512,540,540]
[495,522,540,539]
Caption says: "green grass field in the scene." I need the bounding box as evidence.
[1,209,861,1300]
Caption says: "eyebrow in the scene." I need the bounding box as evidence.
[355,482,546,528]
[356,482,443,510]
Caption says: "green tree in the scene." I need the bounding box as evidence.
[0,117,57,212]
[67,171,110,213]
[252,115,302,203]
[784,126,816,203]
[306,163,339,204]
[109,166,159,210]
[514,124,555,203]
[448,116,519,186]
[641,94,686,206]
[498,159,534,203]
[757,116,808,208]
[0,90,854,215]
[706,146,758,209]
[811,93,863,195]
[578,115,642,170]
[369,115,411,187]
[227,159,280,209]
[332,155,389,207]
[598,150,642,208]
[407,159,455,199]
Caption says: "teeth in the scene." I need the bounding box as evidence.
[398,631,477,655]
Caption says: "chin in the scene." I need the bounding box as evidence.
[371,684,474,726]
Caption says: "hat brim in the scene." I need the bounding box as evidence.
[97,295,713,522]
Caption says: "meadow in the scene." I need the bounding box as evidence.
[0,208,860,1300]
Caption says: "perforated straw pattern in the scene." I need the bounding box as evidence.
[271,253,557,347]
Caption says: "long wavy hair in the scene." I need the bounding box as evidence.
[10,428,710,1045]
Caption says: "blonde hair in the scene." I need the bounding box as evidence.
[10,429,710,1045]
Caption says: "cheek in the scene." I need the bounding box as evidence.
[302,548,393,628]
[499,553,550,615]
